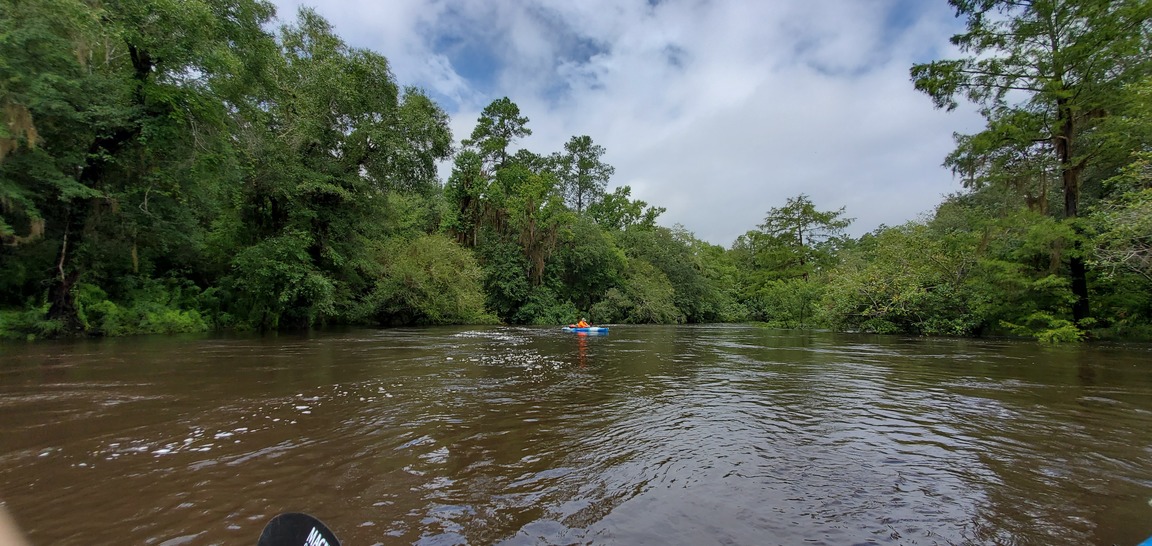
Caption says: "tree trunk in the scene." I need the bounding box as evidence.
[1056,100,1089,322]
[47,214,83,332]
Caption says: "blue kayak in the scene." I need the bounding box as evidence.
[562,326,609,334]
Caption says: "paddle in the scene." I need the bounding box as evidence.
[257,512,340,546]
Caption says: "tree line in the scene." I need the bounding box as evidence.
[2,0,1150,342]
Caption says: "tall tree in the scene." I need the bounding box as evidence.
[225,7,452,328]
[557,215,626,311]
[751,194,851,281]
[1091,76,1152,288]
[462,97,530,171]
[442,149,487,246]
[446,97,532,247]
[554,135,614,213]
[498,158,567,286]
[911,0,1152,323]
[0,0,98,239]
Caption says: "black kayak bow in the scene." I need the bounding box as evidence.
[257,512,340,546]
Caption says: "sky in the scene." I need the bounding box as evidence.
[268,0,984,246]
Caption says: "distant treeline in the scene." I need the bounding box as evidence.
[2,0,1151,342]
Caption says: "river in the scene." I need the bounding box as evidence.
[1,325,1150,545]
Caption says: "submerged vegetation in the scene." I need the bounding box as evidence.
[2,0,1151,341]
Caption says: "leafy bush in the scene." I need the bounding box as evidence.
[72,280,209,336]
[369,234,496,325]
[819,222,983,336]
[590,260,683,324]
[512,285,578,325]
[743,278,823,328]
[224,231,336,329]
[1001,312,1088,343]
[0,305,63,340]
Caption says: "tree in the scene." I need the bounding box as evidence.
[820,222,983,336]
[911,0,1152,323]
[1093,154,1152,286]
[729,196,849,325]
[500,160,567,286]
[751,194,851,281]
[591,260,682,324]
[587,185,664,231]
[476,238,531,322]
[446,98,535,248]
[368,234,493,325]
[616,224,727,323]
[0,0,280,331]
[224,7,453,329]
[442,149,487,246]
[554,135,614,213]
[462,97,530,170]
[0,0,101,244]
[556,215,626,311]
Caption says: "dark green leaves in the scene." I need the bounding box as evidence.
[463,97,530,169]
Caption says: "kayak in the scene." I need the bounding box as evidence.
[259,513,340,546]
[562,326,609,334]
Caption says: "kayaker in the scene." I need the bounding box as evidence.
[575,318,590,328]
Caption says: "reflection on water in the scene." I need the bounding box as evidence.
[2,326,1152,545]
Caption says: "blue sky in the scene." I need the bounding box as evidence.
[269,0,983,245]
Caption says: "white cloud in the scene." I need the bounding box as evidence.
[270,0,984,245]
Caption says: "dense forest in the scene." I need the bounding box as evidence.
[2,0,1151,342]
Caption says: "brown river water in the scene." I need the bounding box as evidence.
[1,325,1151,545]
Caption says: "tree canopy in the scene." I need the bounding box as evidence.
[3,0,1152,343]
[911,0,1152,323]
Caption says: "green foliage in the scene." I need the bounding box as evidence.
[225,231,335,330]
[617,225,728,323]
[1082,146,1152,339]
[512,285,578,325]
[0,305,62,341]
[1,0,281,332]
[503,160,568,286]
[744,279,823,329]
[591,260,683,324]
[368,234,494,325]
[478,238,532,322]
[382,191,444,238]
[462,97,530,169]
[819,220,985,336]
[911,0,1152,323]
[1092,158,1152,285]
[210,7,454,330]
[587,185,664,231]
[0,0,100,228]
[2,275,212,341]
[553,135,614,213]
[5,0,1151,343]
[819,194,1094,339]
[730,195,850,326]
[1001,313,1088,344]
[750,194,852,280]
[72,279,208,336]
[556,216,626,311]
[442,149,487,246]
[960,207,1080,326]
